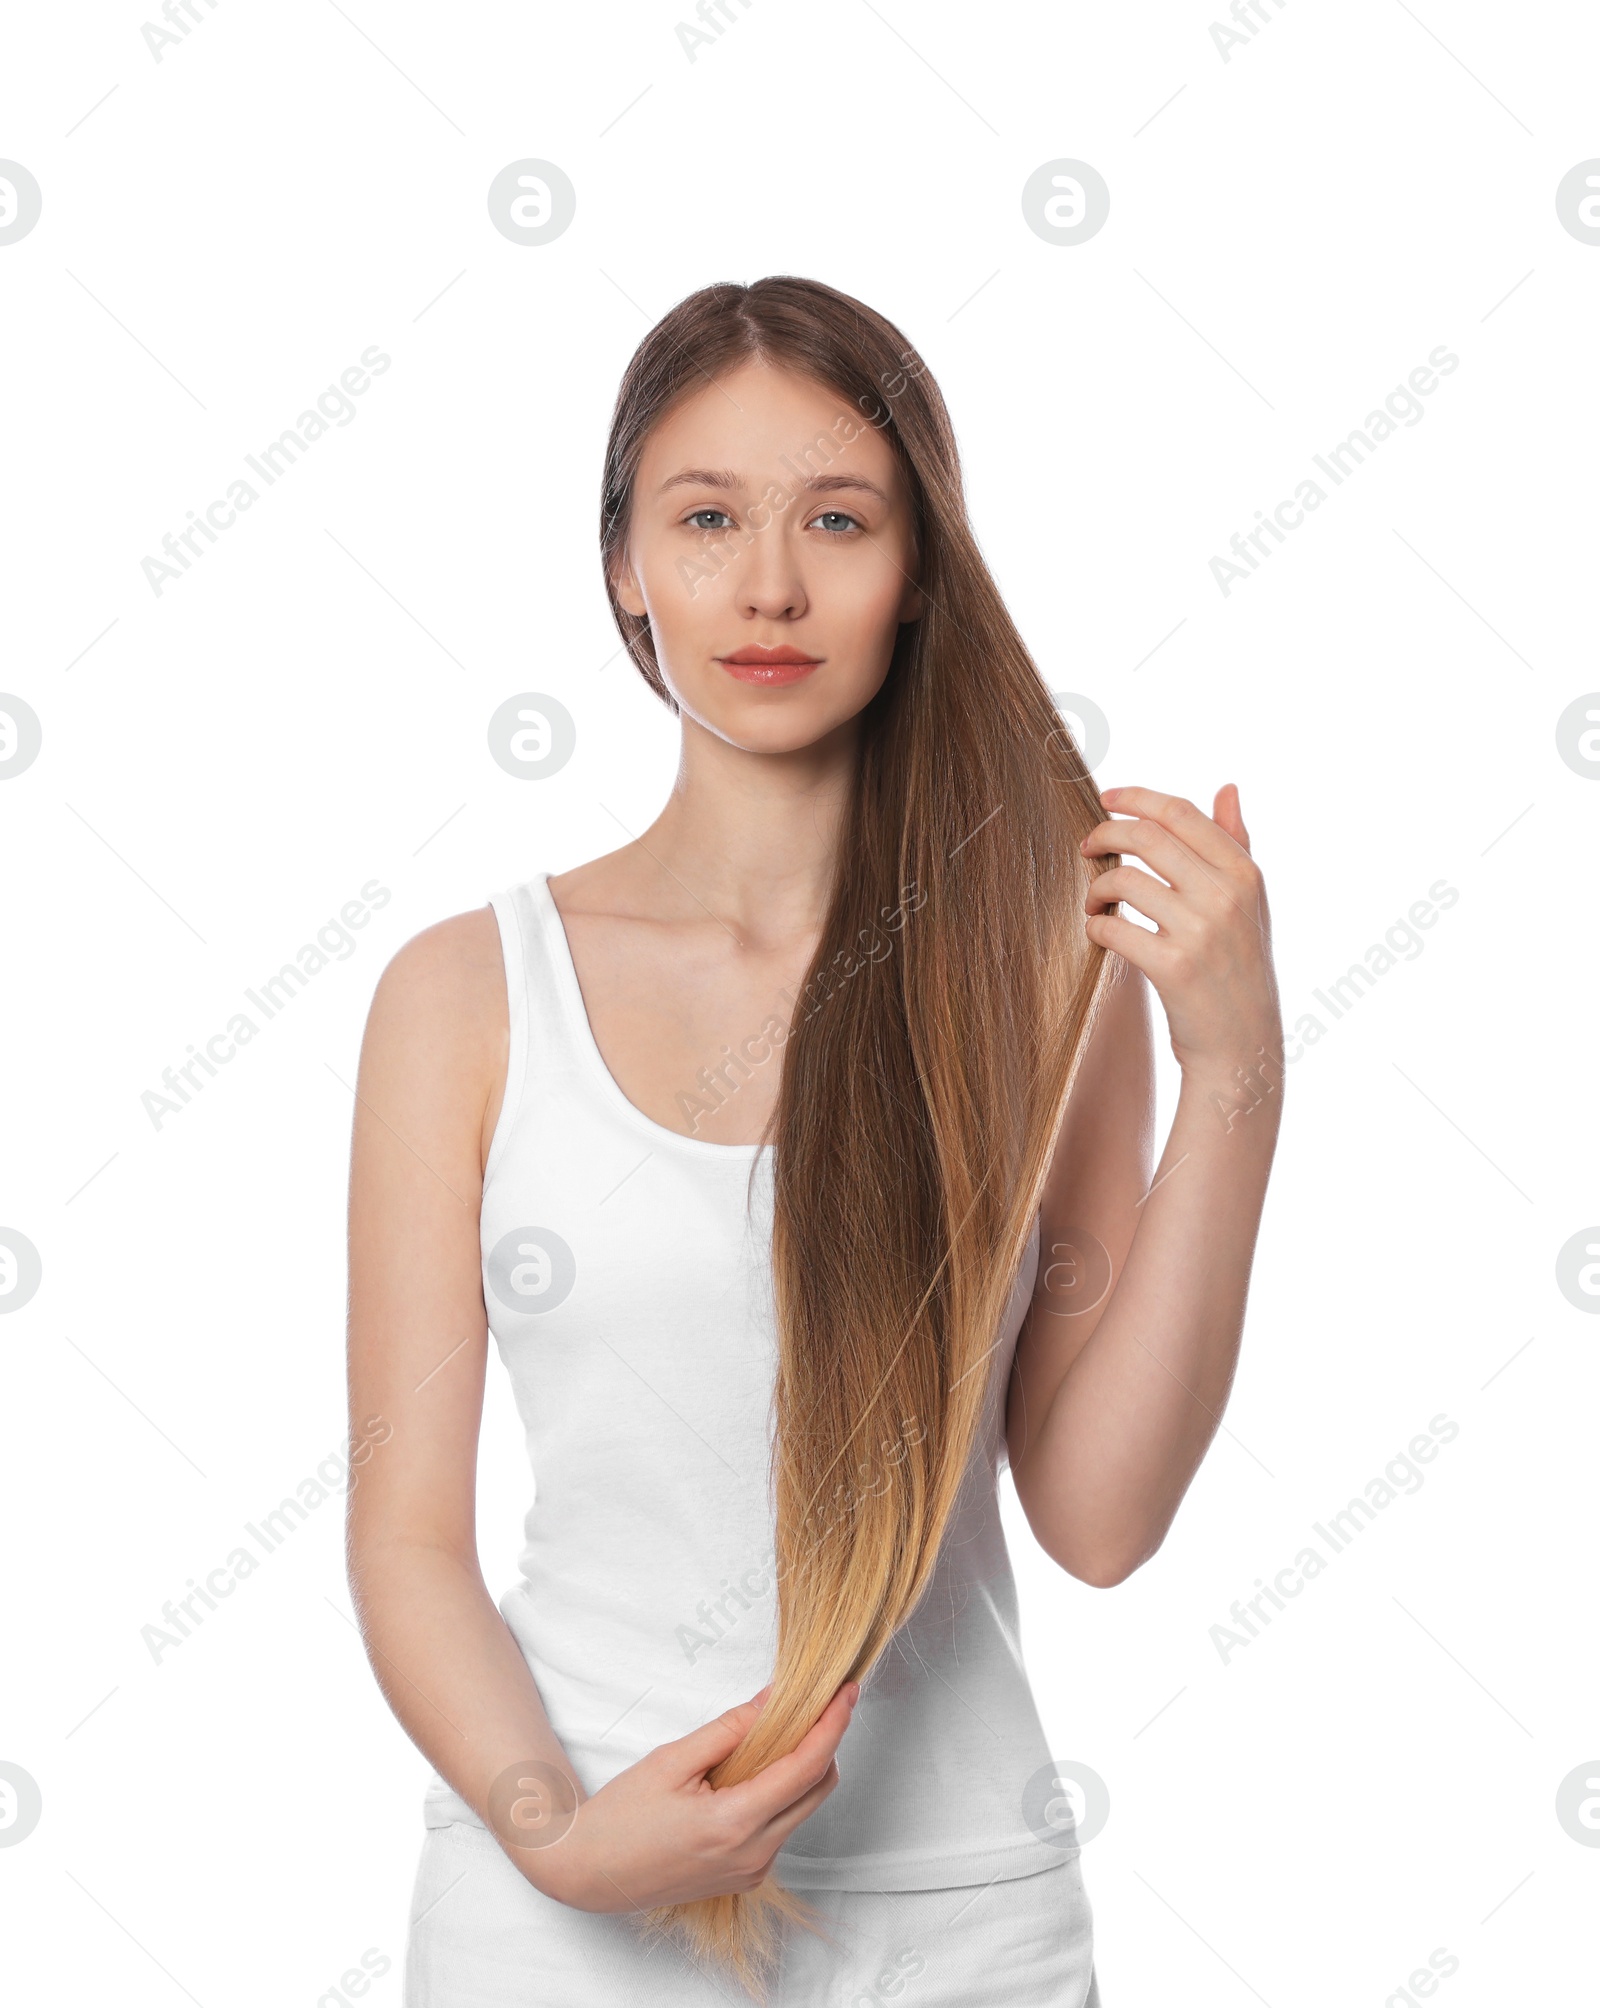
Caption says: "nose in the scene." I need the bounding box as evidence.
[733,519,808,622]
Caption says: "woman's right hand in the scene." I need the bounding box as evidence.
[516,1681,858,1913]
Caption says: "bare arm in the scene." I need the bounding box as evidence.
[344,909,586,1858]
[1007,784,1284,1586]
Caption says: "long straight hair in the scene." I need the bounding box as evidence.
[599,276,1119,1997]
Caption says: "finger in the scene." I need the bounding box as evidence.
[708,1685,856,1828]
[664,1691,772,1782]
[1089,804,1264,943]
[1213,783,1251,853]
[746,1757,842,1856]
[1083,816,1212,902]
[1084,908,1187,981]
[1097,786,1251,876]
[1085,864,1187,935]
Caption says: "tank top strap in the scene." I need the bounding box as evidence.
[483,872,592,1187]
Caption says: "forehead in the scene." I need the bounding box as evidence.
[637,358,904,498]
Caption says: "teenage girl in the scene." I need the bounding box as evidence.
[345,275,1284,2006]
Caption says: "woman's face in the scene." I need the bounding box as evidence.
[612,359,924,756]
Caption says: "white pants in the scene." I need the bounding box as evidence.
[404,1819,1101,2005]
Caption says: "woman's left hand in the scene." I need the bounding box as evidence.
[1080,783,1282,1080]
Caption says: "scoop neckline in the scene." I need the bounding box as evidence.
[531,871,774,1161]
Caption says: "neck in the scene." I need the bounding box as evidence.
[627,712,860,941]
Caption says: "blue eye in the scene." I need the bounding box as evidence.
[685,508,732,530]
[812,510,861,534]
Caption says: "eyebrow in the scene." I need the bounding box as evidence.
[658,467,890,505]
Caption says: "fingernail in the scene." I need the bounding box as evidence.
[844,1681,861,1709]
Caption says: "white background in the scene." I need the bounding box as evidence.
[2,1,1596,2002]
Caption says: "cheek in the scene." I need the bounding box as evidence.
[637,552,726,637]
[830,548,912,630]
[855,580,916,665]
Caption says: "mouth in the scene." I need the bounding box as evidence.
[715,646,823,687]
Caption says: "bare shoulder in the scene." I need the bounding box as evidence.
[357,904,509,1177]
[373,903,502,1006]
[367,905,504,1048]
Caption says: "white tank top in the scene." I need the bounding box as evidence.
[421,871,1072,1891]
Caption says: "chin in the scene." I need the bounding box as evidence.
[674,680,875,755]
[714,706,849,757]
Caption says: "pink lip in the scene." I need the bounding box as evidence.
[716,648,822,686]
